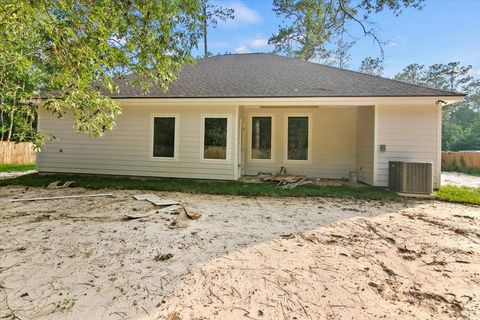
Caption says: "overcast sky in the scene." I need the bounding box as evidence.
[200,0,480,77]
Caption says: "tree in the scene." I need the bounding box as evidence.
[201,1,234,58]
[395,61,480,151]
[323,37,354,68]
[0,1,203,148]
[358,57,384,76]
[393,63,426,85]
[443,62,473,92]
[269,0,423,61]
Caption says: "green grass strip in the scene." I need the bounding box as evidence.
[434,185,480,205]
[0,163,36,173]
[0,173,401,201]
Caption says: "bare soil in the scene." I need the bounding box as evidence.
[0,186,479,320]
[442,171,480,188]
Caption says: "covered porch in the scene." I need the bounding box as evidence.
[238,105,375,185]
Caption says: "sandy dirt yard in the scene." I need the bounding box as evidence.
[0,171,36,180]
[442,171,480,188]
[0,186,479,320]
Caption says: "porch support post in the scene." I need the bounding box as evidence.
[233,105,240,180]
[436,103,442,189]
[373,104,379,186]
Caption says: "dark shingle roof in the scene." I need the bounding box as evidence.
[111,53,464,98]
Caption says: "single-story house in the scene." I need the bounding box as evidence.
[37,53,465,188]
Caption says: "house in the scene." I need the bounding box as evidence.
[37,53,465,188]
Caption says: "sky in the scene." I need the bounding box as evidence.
[200,0,480,78]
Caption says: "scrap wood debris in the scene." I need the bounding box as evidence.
[9,193,113,202]
[133,194,180,206]
[132,194,201,226]
[264,174,312,189]
[260,166,313,189]
[47,180,75,189]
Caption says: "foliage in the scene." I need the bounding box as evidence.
[269,0,423,61]
[394,62,480,151]
[0,0,203,148]
[0,163,35,172]
[358,57,384,75]
[0,173,401,201]
[322,37,354,68]
[201,1,234,58]
[434,185,480,205]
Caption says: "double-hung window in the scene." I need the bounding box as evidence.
[151,114,178,160]
[202,115,230,161]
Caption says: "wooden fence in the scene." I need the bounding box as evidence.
[442,151,480,169]
[0,141,36,164]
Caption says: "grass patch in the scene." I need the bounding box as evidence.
[0,163,36,172]
[0,173,400,201]
[435,185,480,205]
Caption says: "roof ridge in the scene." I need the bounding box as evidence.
[110,52,466,98]
[266,54,464,96]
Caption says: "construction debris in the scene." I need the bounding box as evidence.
[257,172,272,179]
[10,193,113,202]
[264,174,305,183]
[169,208,190,229]
[133,194,180,206]
[280,178,312,189]
[167,206,202,228]
[131,196,201,226]
[183,206,202,220]
[264,174,310,189]
[47,181,75,189]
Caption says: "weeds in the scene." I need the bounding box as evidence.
[435,185,480,205]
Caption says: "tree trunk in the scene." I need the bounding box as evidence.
[0,107,4,141]
[203,4,208,58]
[7,108,14,141]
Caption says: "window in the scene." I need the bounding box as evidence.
[203,117,228,160]
[287,116,309,161]
[152,116,177,159]
[251,116,272,160]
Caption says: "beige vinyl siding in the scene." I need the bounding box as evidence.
[355,106,375,185]
[38,103,237,180]
[243,107,357,179]
[374,104,441,188]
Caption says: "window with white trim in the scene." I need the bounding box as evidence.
[203,117,228,160]
[152,116,176,158]
[251,116,272,160]
[287,116,309,161]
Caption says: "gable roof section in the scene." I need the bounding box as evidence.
[111,53,464,99]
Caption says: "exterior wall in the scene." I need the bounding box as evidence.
[374,103,441,188]
[38,102,237,180]
[242,107,357,179]
[37,97,445,186]
[355,106,375,185]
